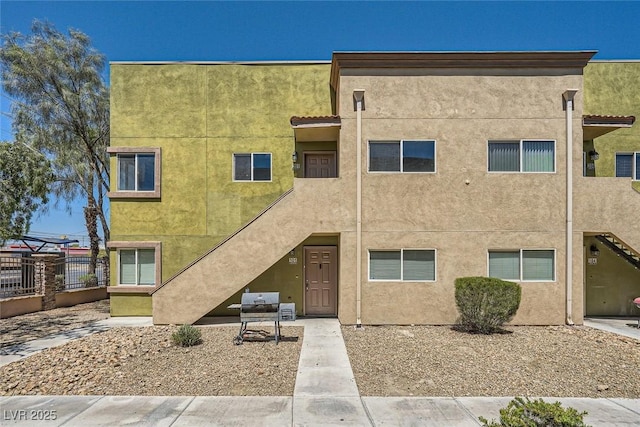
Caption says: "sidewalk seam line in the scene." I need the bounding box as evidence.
[606,397,640,416]
[58,396,105,426]
[454,397,484,426]
[168,396,196,427]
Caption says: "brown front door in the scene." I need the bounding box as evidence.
[304,246,338,316]
[304,152,337,178]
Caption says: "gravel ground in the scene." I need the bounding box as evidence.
[342,325,640,398]
[0,300,110,347]
[1,325,303,396]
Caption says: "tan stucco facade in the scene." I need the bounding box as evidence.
[109,52,639,324]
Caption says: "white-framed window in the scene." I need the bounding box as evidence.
[615,152,639,180]
[368,140,436,173]
[107,241,161,287]
[488,140,555,173]
[233,153,272,181]
[118,154,155,191]
[369,249,436,281]
[488,249,555,282]
[107,147,161,198]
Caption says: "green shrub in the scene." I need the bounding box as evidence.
[171,324,203,347]
[454,276,521,334]
[480,397,590,427]
[79,273,98,288]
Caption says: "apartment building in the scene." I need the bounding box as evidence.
[107,52,639,325]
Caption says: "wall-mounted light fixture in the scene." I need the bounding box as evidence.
[292,151,298,163]
[590,244,600,257]
[588,150,599,161]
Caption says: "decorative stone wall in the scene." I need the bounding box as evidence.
[33,254,58,310]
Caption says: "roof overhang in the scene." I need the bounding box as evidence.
[583,115,636,140]
[290,116,341,142]
[330,51,597,90]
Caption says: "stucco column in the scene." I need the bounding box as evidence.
[354,89,365,327]
[563,89,578,325]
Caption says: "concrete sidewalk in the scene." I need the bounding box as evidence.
[1,318,639,426]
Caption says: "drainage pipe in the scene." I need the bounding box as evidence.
[563,90,578,326]
[354,89,365,327]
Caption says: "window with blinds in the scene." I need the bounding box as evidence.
[615,153,639,180]
[488,249,555,281]
[119,249,156,285]
[488,140,555,173]
[369,249,436,281]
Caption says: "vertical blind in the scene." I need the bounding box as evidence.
[488,140,554,172]
[523,140,554,172]
[615,153,632,177]
[118,155,136,190]
[488,142,520,172]
[636,153,640,179]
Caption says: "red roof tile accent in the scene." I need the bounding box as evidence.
[290,115,341,126]
[583,115,636,126]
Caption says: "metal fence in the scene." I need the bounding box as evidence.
[56,256,108,290]
[0,254,107,298]
[0,255,37,298]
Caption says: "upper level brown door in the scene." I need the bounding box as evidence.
[304,246,338,316]
[304,152,337,178]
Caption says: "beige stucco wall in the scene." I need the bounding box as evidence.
[336,69,584,325]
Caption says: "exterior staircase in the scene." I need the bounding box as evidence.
[595,234,640,270]
[152,178,352,324]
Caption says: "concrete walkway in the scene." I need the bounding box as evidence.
[1,318,639,426]
[0,317,153,367]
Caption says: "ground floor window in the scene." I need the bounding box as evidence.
[488,249,555,281]
[369,249,436,281]
[107,241,161,287]
[119,249,155,285]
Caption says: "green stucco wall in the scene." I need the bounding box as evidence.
[584,62,640,177]
[584,236,640,316]
[109,294,153,316]
[207,235,339,316]
[109,63,332,314]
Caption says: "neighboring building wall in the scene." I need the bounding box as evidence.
[584,61,640,178]
[109,63,332,315]
[335,67,584,325]
[578,62,640,317]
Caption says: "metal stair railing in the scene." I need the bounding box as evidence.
[595,234,640,270]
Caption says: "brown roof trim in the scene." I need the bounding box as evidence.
[290,115,341,127]
[330,51,597,89]
[583,115,636,126]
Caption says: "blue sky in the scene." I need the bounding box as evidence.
[1,0,639,243]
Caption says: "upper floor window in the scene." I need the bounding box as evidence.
[369,140,436,173]
[615,152,639,180]
[488,140,555,173]
[119,154,155,191]
[488,249,555,282]
[107,147,161,199]
[234,153,272,181]
[369,249,436,281]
